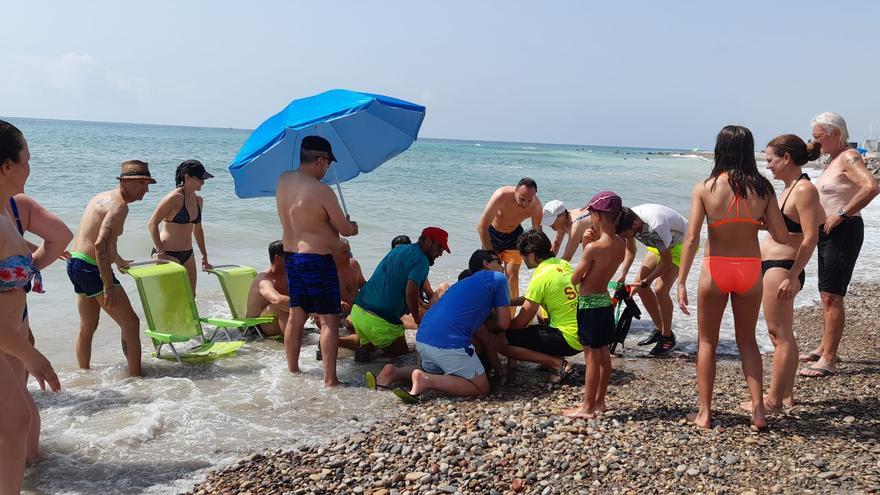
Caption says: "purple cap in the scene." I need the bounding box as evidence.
[586,191,622,214]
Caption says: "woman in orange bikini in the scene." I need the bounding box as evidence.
[677,125,788,429]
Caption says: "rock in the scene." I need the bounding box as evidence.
[406,472,428,482]
[686,468,699,476]
[723,455,740,465]
[844,416,856,424]
[676,464,688,473]
[818,471,839,480]
[511,478,524,492]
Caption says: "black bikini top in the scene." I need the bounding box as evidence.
[780,173,809,234]
[168,197,201,224]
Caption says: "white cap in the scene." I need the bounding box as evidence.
[541,200,567,226]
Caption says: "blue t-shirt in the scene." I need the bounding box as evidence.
[354,244,430,324]
[416,270,510,349]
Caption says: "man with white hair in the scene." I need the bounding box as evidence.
[541,200,593,262]
[800,112,879,378]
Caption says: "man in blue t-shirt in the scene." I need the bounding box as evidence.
[365,250,511,402]
[339,227,449,358]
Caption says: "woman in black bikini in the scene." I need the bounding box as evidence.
[745,134,824,413]
[148,160,214,292]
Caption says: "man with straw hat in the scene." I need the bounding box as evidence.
[67,160,156,377]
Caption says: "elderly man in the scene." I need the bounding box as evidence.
[67,160,154,377]
[340,227,449,360]
[477,178,542,301]
[615,204,688,356]
[276,135,358,387]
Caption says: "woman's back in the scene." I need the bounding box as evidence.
[702,174,772,258]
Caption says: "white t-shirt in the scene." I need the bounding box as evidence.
[632,204,688,251]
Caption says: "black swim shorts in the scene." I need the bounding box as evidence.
[577,294,614,349]
[488,224,524,252]
[817,217,864,297]
[285,252,341,315]
[505,324,580,357]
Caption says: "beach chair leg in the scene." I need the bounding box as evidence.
[222,328,233,342]
[252,325,265,340]
[155,343,164,359]
[168,343,183,363]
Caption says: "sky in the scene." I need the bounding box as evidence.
[2,1,878,149]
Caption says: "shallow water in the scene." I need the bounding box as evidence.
[6,117,878,493]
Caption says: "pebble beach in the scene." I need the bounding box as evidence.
[189,283,880,494]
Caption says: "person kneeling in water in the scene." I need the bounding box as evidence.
[365,250,510,402]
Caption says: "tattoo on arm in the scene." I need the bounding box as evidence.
[846,156,864,167]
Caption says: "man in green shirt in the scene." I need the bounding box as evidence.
[495,229,581,382]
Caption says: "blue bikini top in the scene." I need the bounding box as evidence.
[0,254,37,293]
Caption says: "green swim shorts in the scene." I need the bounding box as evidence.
[350,304,405,349]
[645,243,683,267]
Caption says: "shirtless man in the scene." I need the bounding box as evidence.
[276,136,357,387]
[541,200,594,262]
[314,238,366,339]
[477,178,542,300]
[245,240,289,337]
[67,160,153,377]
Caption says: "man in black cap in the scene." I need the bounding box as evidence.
[276,135,358,387]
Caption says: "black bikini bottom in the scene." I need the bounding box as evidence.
[152,247,194,265]
[761,259,805,289]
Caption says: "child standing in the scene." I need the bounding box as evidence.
[564,191,625,419]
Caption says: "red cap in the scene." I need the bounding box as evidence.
[421,227,451,253]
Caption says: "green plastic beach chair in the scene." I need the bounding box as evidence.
[123,261,246,363]
[206,265,276,339]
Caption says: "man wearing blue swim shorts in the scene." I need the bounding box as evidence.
[276,136,358,387]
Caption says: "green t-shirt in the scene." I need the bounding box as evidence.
[524,257,582,351]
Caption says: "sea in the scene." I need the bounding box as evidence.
[6,117,878,494]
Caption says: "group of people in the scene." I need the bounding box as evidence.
[0,110,876,493]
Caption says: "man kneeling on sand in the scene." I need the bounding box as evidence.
[339,227,448,360]
[245,240,289,337]
[365,250,510,402]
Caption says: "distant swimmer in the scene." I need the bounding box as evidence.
[147,160,215,294]
[477,178,542,302]
[245,241,289,338]
[68,160,156,377]
[276,136,358,387]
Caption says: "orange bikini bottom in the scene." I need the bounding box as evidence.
[703,256,761,295]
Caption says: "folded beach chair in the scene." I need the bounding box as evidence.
[206,265,276,339]
[123,261,246,363]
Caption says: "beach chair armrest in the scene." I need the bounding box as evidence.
[240,316,275,326]
[145,330,192,343]
[199,317,249,329]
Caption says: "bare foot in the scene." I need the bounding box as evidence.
[563,405,595,419]
[686,412,711,429]
[324,379,340,388]
[740,396,783,415]
[782,397,796,408]
[410,369,428,396]
[751,406,767,430]
[594,401,607,413]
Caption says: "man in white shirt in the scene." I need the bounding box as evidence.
[615,204,688,356]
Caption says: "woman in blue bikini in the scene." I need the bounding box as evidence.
[147,159,214,292]
[0,120,61,494]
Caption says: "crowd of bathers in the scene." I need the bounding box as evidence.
[0,111,877,492]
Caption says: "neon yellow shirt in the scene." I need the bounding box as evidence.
[524,257,581,351]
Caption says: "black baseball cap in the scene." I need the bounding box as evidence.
[178,159,214,180]
[301,135,336,162]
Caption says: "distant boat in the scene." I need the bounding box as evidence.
[473,143,482,147]
[520,146,537,150]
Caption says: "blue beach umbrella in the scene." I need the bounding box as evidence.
[228,89,426,213]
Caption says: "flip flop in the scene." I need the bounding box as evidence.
[392,387,422,404]
[364,371,390,391]
[799,366,837,378]
[798,352,821,363]
[548,357,575,384]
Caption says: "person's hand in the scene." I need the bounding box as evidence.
[616,275,626,286]
[777,276,796,301]
[103,285,121,309]
[582,228,598,246]
[823,215,843,234]
[115,258,132,270]
[59,250,71,261]
[201,257,213,271]
[677,281,690,315]
[21,347,61,392]
[340,301,352,314]
[349,220,359,236]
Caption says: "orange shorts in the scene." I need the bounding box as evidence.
[500,249,523,265]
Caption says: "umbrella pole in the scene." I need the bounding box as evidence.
[332,166,350,218]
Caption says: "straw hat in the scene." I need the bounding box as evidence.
[117,160,156,184]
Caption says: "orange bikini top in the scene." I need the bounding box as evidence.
[707,175,762,228]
